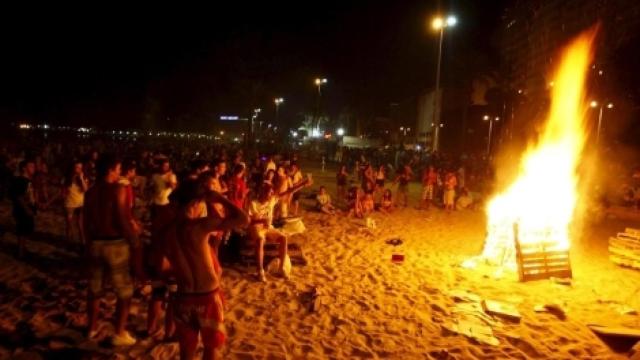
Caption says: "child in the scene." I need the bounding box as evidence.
[378,189,394,214]
[443,171,457,211]
[316,186,336,214]
[347,186,363,218]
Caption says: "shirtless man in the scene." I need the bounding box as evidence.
[248,177,311,282]
[165,180,249,360]
[84,154,140,346]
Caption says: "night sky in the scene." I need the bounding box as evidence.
[0,1,505,131]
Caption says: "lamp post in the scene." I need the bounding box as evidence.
[314,78,327,132]
[590,100,613,145]
[483,115,499,155]
[274,97,284,123]
[430,15,456,152]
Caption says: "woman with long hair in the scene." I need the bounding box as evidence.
[63,160,88,246]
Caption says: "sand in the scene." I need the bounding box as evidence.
[1,165,640,359]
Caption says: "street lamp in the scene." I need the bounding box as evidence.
[314,77,328,131]
[336,128,345,136]
[483,115,499,155]
[430,14,456,151]
[590,101,614,145]
[274,97,284,122]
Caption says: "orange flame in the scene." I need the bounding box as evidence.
[482,29,597,266]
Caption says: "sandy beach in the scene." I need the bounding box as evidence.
[2,164,640,359]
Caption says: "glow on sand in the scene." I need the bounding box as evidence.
[481,29,596,267]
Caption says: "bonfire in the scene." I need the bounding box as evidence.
[480,29,597,278]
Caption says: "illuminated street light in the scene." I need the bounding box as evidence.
[315,78,328,86]
[590,100,614,145]
[336,128,345,136]
[430,14,457,151]
[274,97,284,122]
[314,77,328,131]
[483,114,499,155]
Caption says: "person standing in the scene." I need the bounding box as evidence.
[443,171,457,212]
[393,165,412,207]
[63,161,88,247]
[149,158,178,252]
[421,166,438,210]
[165,181,249,360]
[84,154,140,345]
[289,163,304,216]
[227,163,249,209]
[336,164,349,203]
[9,159,36,258]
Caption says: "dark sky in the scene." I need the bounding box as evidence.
[0,1,505,131]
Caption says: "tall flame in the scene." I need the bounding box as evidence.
[482,29,596,265]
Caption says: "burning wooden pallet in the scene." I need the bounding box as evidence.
[609,228,640,270]
[515,240,572,282]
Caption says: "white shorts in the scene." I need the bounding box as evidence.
[444,190,455,205]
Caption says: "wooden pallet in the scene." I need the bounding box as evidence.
[515,238,572,282]
[609,228,640,270]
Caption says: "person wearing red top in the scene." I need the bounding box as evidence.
[227,164,249,210]
[421,165,438,210]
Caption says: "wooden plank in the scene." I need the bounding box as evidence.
[521,269,572,281]
[589,324,640,339]
[521,265,571,274]
[609,247,640,259]
[520,250,569,259]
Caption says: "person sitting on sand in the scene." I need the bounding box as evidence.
[347,186,363,218]
[316,186,336,214]
[455,187,473,210]
[248,178,312,282]
[164,179,249,360]
[378,188,394,214]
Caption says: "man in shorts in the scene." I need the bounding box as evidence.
[84,154,140,346]
[165,179,249,360]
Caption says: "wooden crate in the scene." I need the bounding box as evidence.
[609,228,640,270]
[515,235,572,282]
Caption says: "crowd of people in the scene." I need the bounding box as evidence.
[2,133,638,359]
[333,156,480,219]
[0,137,317,359]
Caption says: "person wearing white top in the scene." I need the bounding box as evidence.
[64,161,88,245]
[248,177,312,282]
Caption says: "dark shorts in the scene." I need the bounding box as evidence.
[375,179,384,188]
